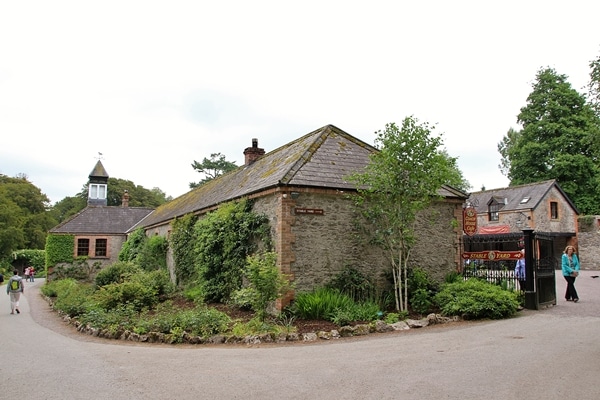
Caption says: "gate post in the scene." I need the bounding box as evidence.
[522,228,537,309]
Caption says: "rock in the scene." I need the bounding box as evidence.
[391,321,410,331]
[374,320,394,333]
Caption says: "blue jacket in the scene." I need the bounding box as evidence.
[514,258,526,280]
[561,253,580,277]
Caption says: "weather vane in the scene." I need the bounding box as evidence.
[96,152,104,160]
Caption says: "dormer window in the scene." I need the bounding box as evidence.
[488,203,500,221]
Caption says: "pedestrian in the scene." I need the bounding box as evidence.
[561,245,580,302]
[6,269,24,314]
[29,266,35,282]
[514,249,526,291]
[24,266,30,282]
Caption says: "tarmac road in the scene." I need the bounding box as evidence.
[0,271,599,400]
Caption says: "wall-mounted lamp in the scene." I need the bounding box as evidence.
[290,191,300,200]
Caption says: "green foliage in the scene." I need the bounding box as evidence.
[502,67,600,214]
[0,174,56,258]
[47,196,86,224]
[118,229,167,271]
[407,267,438,315]
[93,268,174,312]
[292,287,356,321]
[95,261,141,287]
[434,279,520,320]
[347,116,457,312]
[326,265,376,303]
[45,234,75,267]
[48,280,95,317]
[330,300,381,326]
[118,228,147,262]
[194,199,271,302]
[231,252,291,321]
[12,249,45,271]
[170,214,199,285]
[231,316,289,337]
[190,152,238,189]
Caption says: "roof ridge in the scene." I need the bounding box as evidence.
[279,125,333,184]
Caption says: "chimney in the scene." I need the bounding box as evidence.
[121,190,130,207]
[243,138,265,166]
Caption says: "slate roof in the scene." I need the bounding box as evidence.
[138,124,468,230]
[138,125,376,228]
[89,160,109,179]
[50,206,154,234]
[467,179,579,214]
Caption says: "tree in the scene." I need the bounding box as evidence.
[0,174,57,258]
[190,153,237,189]
[348,117,457,312]
[497,127,521,177]
[500,67,600,214]
[588,49,600,118]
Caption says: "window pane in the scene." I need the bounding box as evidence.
[95,239,107,257]
[77,238,90,256]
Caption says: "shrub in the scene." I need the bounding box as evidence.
[51,281,95,317]
[231,252,291,321]
[434,278,520,320]
[407,267,438,315]
[292,288,355,321]
[326,266,376,303]
[95,262,140,287]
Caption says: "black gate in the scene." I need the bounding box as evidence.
[527,231,557,309]
[462,228,556,310]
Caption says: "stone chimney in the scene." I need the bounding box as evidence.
[243,138,265,166]
[121,190,130,207]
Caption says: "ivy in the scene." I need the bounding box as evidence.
[195,199,271,302]
[45,234,75,267]
[170,213,198,285]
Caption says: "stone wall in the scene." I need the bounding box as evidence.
[577,216,600,269]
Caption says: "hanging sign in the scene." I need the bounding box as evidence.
[463,206,478,236]
[462,251,523,261]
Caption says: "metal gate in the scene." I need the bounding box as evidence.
[462,228,556,310]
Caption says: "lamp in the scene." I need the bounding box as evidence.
[290,191,300,200]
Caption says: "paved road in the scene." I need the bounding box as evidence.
[1,272,599,400]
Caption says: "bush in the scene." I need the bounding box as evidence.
[95,262,140,287]
[49,280,95,317]
[408,267,438,315]
[434,279,520,320]
[292,287,355,321]
[326,266,376,303]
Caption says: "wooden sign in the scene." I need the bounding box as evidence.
[463,206,477,236]
[462,251,523,261]
[295,208,324,215]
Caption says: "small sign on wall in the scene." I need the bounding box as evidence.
[295,208,324,215]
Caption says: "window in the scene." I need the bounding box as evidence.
[77,238,90,256]
[89,183,107,199]
[488,203,500,221]
[550,201,559,219]
[95,239,107,257]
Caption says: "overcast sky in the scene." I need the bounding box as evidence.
[1,1,598,204]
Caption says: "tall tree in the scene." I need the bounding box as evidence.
[497,127,521,177]
[502,67,600,214]
[348,117,457,312]
[190,153,237,189]
[587,49,600,117]
[0,174,57,258]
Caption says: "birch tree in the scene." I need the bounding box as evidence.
[348,117,457,312]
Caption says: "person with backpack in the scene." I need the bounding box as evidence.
[6,270,24,314]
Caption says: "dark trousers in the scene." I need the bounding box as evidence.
[564,275,579,300]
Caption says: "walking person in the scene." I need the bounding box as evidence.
[514,249,526,291]
[6,270,24,314]
[561,245,580,302]
[24,266,30,282]
[29,266,35,282]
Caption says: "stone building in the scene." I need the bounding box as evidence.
[48,160,154,270]
[465,180,579,266]
[137,124,468,304]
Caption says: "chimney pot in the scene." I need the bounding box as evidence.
[244,138,265,166]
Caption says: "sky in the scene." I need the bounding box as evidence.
[1,1,599,205]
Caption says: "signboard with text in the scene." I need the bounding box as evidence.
[463,206,478,236]
[462,251,523,261]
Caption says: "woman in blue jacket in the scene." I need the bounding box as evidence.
[561,245,580,302]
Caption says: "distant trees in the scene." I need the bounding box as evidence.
[0,174,56,259]
[498,67,600,214]
[190,153,237,189]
